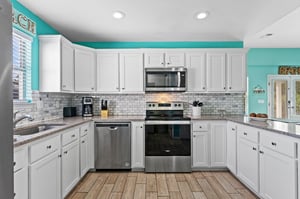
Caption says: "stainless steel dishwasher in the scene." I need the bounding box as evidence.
[95,123,131,169]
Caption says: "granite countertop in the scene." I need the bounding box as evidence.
[191,114,300,139]
[13,117,93,147]
[13,115,145,147]
[14,114,300,148]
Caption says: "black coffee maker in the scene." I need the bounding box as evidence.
[82,97,93,117]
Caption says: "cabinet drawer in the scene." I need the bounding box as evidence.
[237,124,258,143]
[62,128,79,146]
[14,147,27,172]
[80,124,89,137]
[192,122,209,131]
[30,135,60,163]
[260,130,296,157]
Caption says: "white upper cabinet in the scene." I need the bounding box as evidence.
[120,52,144,93]
[96,52,119,93]
[186,52,206,92]
[74,45,96,92]
[206,50,247,93]
[206,52,226,92]
[227,53,246,92]
[39,35,74,92]
[144,51,185,67]
[96,51,144,93]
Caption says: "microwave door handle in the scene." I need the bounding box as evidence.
[177,72,181,87]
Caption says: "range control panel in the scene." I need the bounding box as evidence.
[146,102,184,110]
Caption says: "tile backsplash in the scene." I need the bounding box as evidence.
[14,91,245,127]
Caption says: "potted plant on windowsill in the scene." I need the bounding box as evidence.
[191,101,203,117]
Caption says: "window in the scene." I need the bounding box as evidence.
[12,30,33,102]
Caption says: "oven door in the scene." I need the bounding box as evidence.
[145,120,191,172]
[145,68,186,92]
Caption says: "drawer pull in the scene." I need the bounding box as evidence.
[71,134,76,138]
[232,128,235,131]
[199,126,202,128]
[14,193,16,197]
[46,145,52,149]
[64,151,68,154]
[13,161,16,166]
[271,142,277,146]
[58,155,62,158]
[259,151,264,154]
[252,147,257,151]
[84,129,88,132]
[243,132,247,136]
[82,141,85,143]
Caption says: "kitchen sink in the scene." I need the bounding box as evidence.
[14,123,66,136]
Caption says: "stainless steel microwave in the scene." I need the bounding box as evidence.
[145,67,187,92]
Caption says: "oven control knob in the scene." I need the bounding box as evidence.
[178,104,181,107]
[174,104,177,107]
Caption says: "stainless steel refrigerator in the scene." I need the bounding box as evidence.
[0,0,14,198]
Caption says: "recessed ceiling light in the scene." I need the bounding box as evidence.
[195,11,209,20]
[113,11,125,19]
[260,33,274,38]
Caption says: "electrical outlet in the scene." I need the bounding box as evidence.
[258,99,265,104]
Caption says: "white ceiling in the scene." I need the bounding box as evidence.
[18,0,300,47]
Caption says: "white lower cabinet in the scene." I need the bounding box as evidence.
[259,130,297,199]
[61,130,80,198]
[259,147,296,199]
[14,146,28,199]
[237,136,259,192]
[80,135,89,177]
[192,121,226,169]
[30,150,61,199]
[192,131,209,167]
[131,122,145,169]
[210,122,227,167]
[226,121,237,174]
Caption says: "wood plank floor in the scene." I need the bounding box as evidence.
[66,171,258,199]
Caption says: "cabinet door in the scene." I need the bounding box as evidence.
[120,53,144,93]
[74,47,96,92]
[165,52,185,67]
[131,122,145,169]
[210,122,227,167]
[62,141,80,197]
[237,137,259,192]
[186,52,206,92]
[14,168,28,199]
[144,52,164,67]
[61,39,74,91]
[226,122,237,174]
[80,135,89,177]
[96,52,119,93]
[206,52,226,92]
[260,147,296,199]
[30,151,61,199]
[192,131,209,168]
[227,53,246,92]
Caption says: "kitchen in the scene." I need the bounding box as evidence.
[1,0,300,199]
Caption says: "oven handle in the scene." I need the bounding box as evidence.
[145,120,191,125]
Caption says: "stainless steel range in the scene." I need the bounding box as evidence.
[145,102,191,172]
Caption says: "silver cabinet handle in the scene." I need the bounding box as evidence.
[46,145,52,149]
[64,151,68,154]
[243,132,247,136]
[91,87,94,90]
[252,147,257,151]
[62,85,66,88]
[271,142,277,146]
[202,87,205,89]
[71,134,75,138]
[82,141,85,144]
[259,151,264,154]
[229,87,232,89]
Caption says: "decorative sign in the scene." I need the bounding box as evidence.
[12,8,36,36]
[278,66,300,75]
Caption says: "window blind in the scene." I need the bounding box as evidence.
[12,30,33,102]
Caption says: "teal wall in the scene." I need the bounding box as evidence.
[76,41,243,49]
[11,0,59,90]
[247,48,300,114]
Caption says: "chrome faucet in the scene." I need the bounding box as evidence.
[13,111,34,128]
